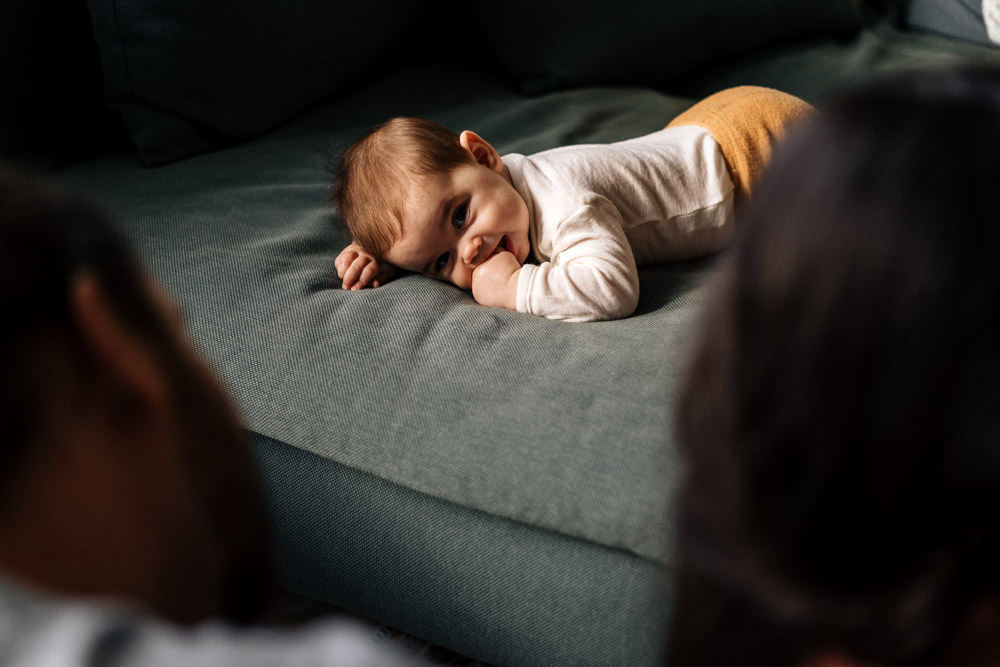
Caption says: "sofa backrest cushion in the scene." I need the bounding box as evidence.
[86,0,861,166]
[87,0,433,166]
[471,0,863,95]
[903,0,1000,46]
[2,0,121,170]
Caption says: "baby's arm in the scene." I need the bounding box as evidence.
[517,200,640,322]
[335,242,398,289]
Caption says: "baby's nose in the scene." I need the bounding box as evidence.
[461,236,483,266]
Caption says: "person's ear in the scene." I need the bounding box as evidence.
[459,130,504,173]
[70,272,169,416]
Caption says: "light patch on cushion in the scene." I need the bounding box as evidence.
[985,0,1000,44]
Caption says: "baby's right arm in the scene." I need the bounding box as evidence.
[335,242,398,290]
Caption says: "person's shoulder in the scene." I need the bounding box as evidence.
[0,577,408,667]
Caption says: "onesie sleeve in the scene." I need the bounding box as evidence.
[516,198,639,322]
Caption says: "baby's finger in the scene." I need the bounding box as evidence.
[341,259,366,289]
[356,261,379,289]
[334,249,358,276]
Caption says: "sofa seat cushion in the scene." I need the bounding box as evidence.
[60,63,702,566]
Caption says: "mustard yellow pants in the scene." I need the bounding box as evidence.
[667,86,815,207]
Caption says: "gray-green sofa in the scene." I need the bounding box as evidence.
[7,1,1000,665]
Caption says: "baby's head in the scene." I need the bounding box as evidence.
[332,117,530,290]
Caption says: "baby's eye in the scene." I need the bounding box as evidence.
[434,252,450,272]
[452,203,468,228]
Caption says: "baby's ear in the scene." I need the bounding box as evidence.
[459,130,503,173]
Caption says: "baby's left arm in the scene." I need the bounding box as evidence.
[517,199,640,322]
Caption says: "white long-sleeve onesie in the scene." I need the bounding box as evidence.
[504,125,734,322]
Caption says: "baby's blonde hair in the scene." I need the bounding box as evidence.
[331,117,475,259]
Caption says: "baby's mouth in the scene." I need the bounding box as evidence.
[492,235,510,257]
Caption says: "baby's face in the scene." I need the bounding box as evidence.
[385,160,530,290]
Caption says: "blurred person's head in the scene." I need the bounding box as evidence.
[0,166,272,624]
[671,65,1000,667]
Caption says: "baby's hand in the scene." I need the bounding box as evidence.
[471,250,520,310]
[335,243,397,290]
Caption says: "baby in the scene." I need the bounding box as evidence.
[332,86,813,322]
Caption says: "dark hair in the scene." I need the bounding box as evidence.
[0,167,167,486]
[330,117,474,258]
[670,65,1000,667]
[0,168,275,622]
